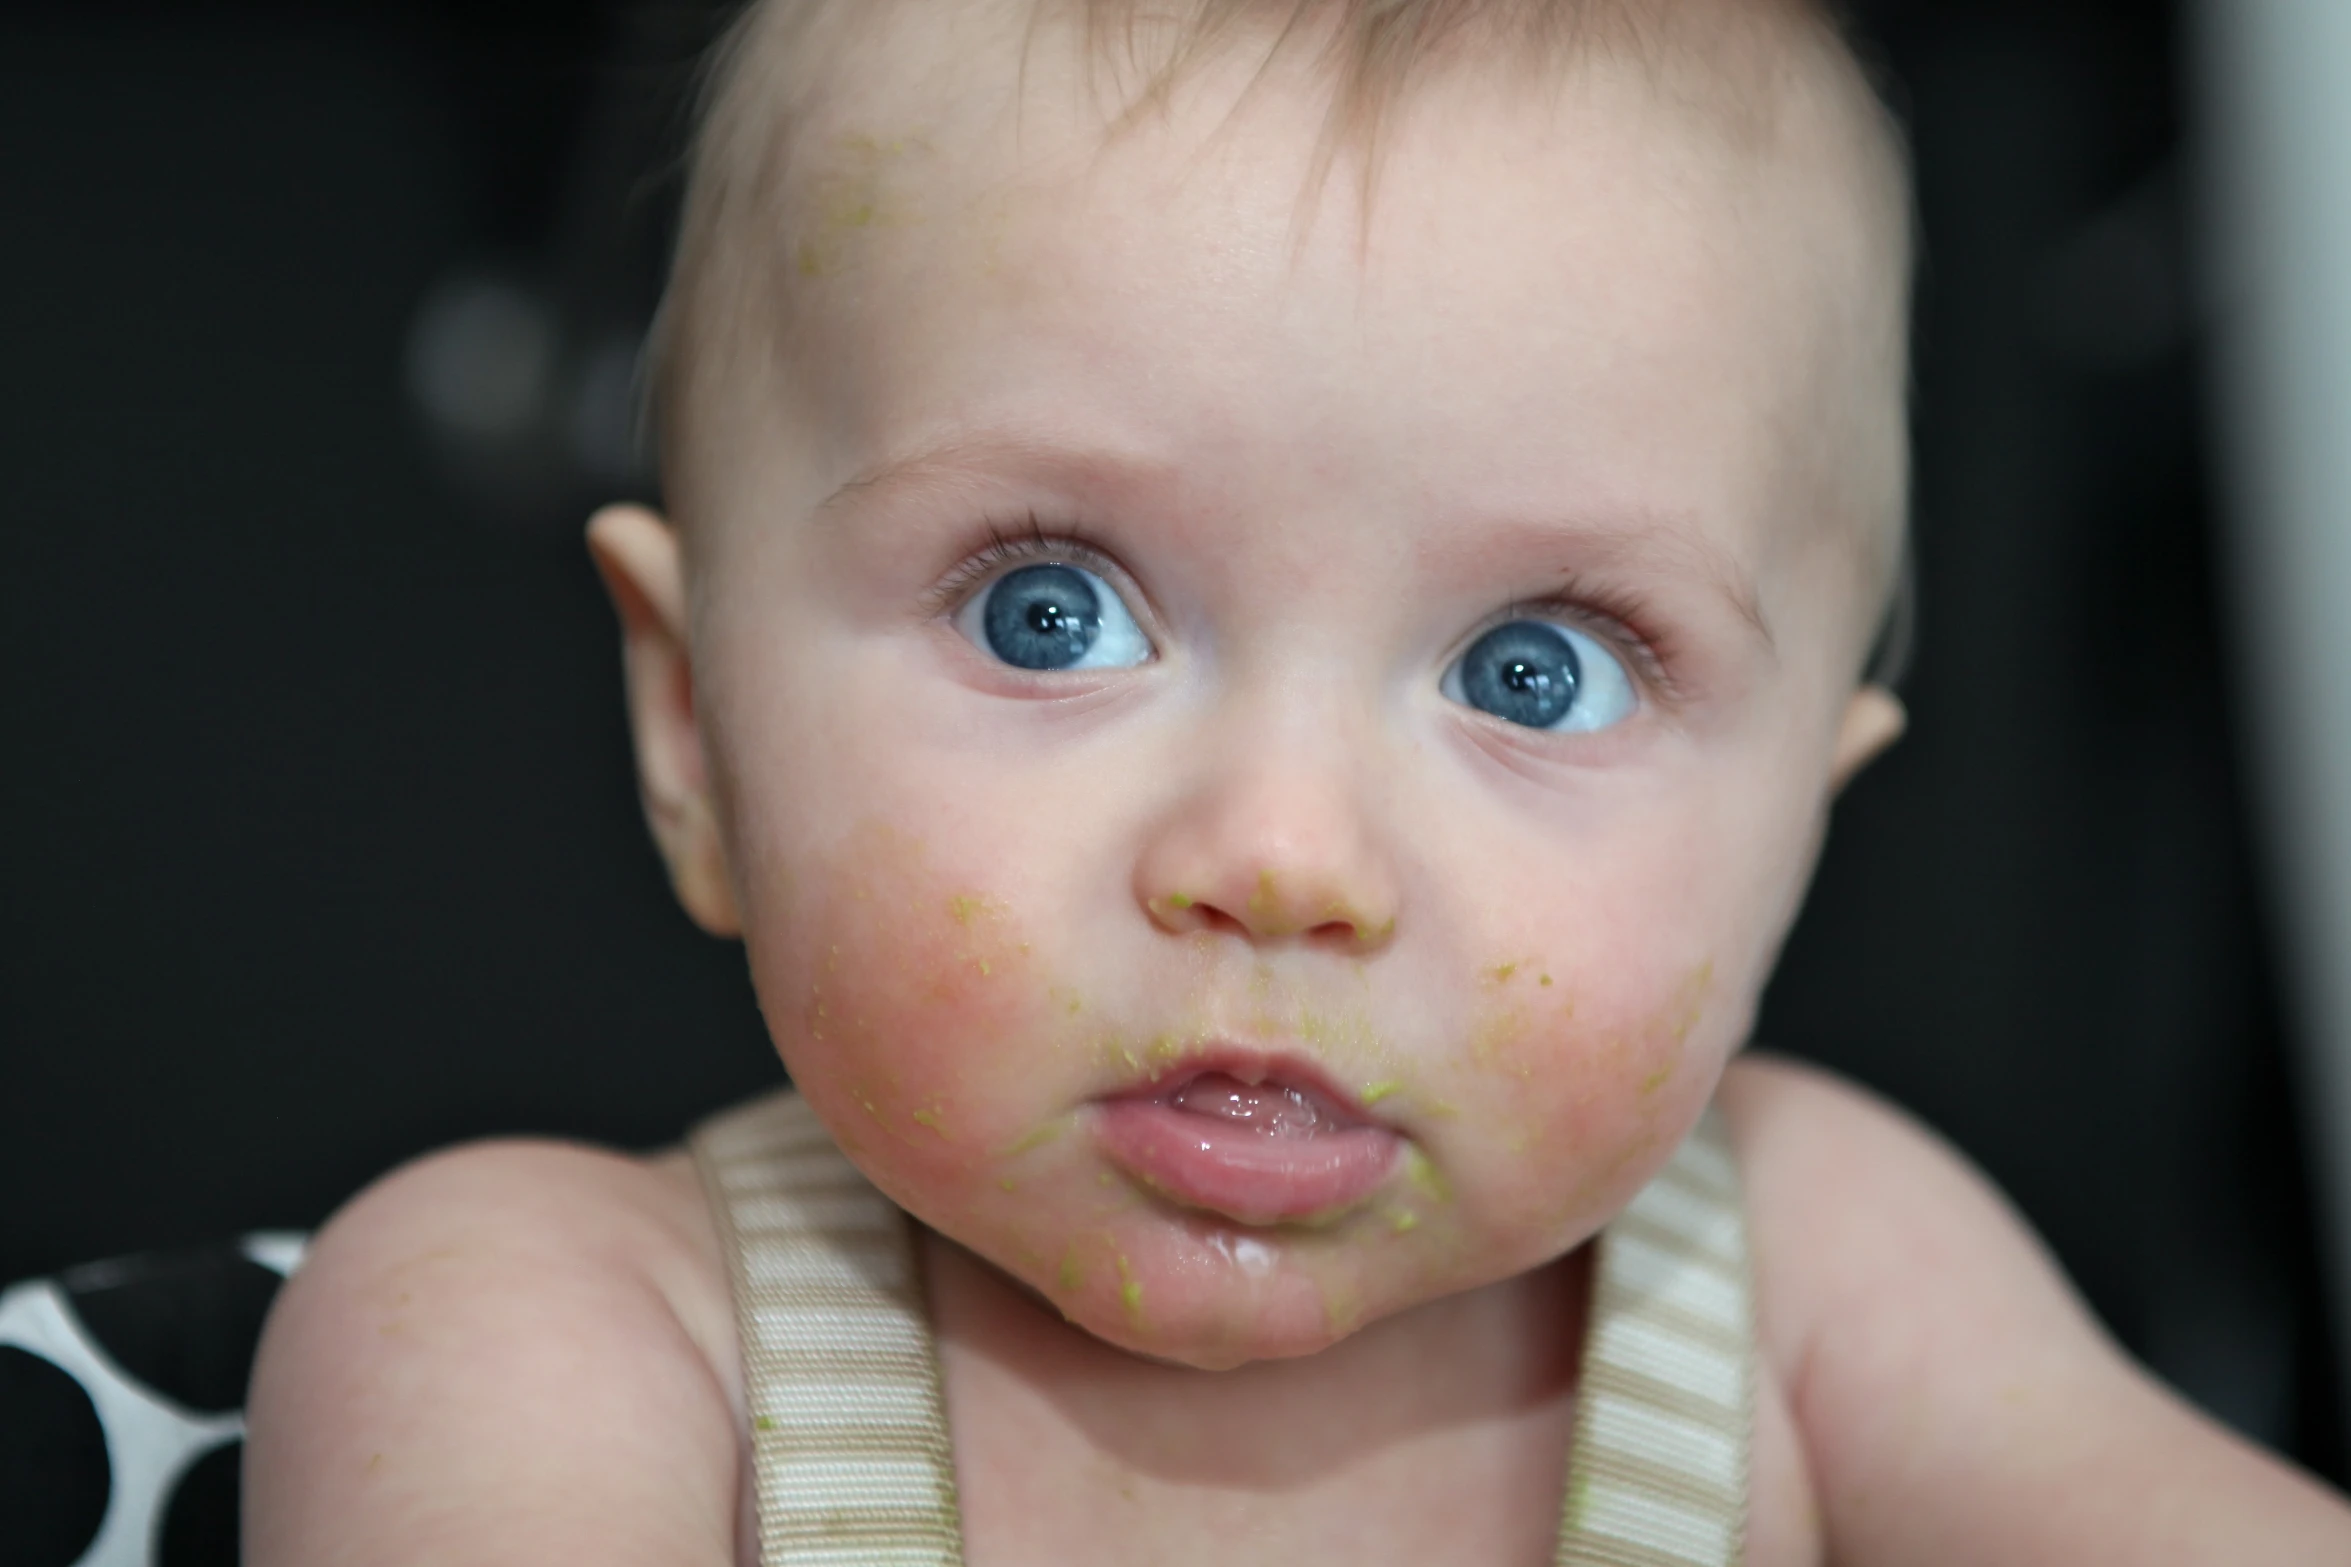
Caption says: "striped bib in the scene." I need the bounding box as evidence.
[691,1093,1754,1567]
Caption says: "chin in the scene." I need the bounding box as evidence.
[1009,1209,1416,1370]
[1058,1283,1362,1371]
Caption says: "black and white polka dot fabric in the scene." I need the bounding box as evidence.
[0,1234,304,1567]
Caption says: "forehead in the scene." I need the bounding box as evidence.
[717,9,1894,609]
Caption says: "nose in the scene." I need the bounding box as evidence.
[1133,706,1400,952]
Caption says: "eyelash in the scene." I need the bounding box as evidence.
[926,516,1685,702]
[924,512,1131,619]
[1484,577,1683,705]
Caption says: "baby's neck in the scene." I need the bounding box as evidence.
[926,1232,1589,1566]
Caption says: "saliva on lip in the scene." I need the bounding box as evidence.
[1172,1072,1348,1137]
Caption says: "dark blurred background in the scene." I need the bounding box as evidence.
[1,0,2338,1509]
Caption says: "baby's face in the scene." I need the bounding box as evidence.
[654,30,1899,1367]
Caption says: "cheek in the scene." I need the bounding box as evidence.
[1420,800,1750,1248]
[741,818,1063,1203]
[1437,958,1724,1252]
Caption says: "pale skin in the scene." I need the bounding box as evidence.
[244,16,2351,1565]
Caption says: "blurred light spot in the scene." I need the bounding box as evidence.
[406,276,558,442]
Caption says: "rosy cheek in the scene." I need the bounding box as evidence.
[749,822,1053,1200]
[1450,960,1721,1236]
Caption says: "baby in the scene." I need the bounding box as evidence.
[244,0,2351,1561]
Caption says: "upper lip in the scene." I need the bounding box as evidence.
[1103,1045,1384,1127]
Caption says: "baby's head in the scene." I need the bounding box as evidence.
[594,0,1913,1368]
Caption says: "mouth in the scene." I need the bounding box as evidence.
[1091,1055,1405,1226]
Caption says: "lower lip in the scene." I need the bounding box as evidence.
[1092,1098,1403,1225]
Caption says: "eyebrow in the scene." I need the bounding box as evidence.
[812,434,1167,523]
[1558,519,1775,651]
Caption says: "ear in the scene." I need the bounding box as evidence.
[1830,684,1907,792]
[585,504,742,936]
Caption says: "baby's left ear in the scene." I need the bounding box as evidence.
[1830,685,1907,792]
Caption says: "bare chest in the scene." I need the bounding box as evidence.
[944,1361,1818,1567]
[948,1358,1580,1567]
[930,1233,1583,1567]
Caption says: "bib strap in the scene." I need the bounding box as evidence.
[1556,1106,1754,1567]
[691,1092,964,1567]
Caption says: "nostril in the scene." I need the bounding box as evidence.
[1144,884,1394,945]
[1195,905,1249,937]
[1147,892,1253,935]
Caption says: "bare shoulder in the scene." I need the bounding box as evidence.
[1715,1052,2351,1567]
[244,1135,747,1566]
[1715,1052,2084,1358]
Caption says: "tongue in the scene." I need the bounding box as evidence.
[1170,1073,1347,1138]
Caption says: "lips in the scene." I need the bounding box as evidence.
[1092,1059,1404,1225]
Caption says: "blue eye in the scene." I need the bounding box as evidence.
[956,562,1151,671]
[1443,619,1636,733]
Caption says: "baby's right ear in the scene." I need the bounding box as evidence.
[585,505,742,936]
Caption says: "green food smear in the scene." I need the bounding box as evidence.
[1000,1120,1063,1157]
[1116,1255,1146,1327]
[1406,1148,1454,1205]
